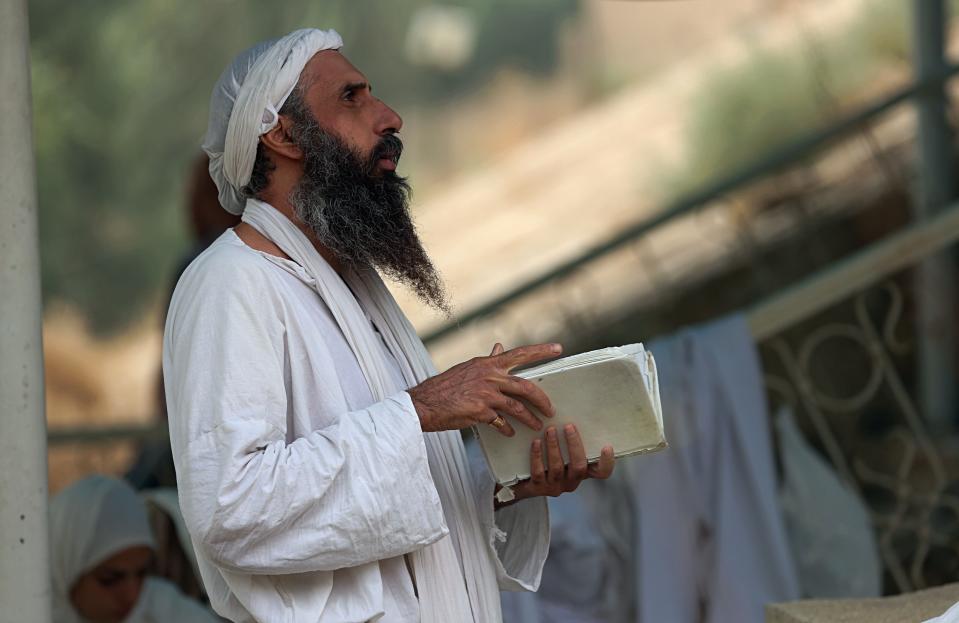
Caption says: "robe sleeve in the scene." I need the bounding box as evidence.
[163,255,448,575]
[466,438,550,591]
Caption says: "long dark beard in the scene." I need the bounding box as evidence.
[287,113,449,314]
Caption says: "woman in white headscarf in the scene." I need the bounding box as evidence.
[50,475,219,623]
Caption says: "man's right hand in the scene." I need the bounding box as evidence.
[408,343,562,437]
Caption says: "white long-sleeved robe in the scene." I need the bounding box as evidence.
[163,230,549,623]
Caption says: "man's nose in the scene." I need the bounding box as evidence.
[374,99,403,136]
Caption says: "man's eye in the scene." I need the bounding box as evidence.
[342,90,356,102]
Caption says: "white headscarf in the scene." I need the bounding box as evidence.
[202,28,344,215]
[49,476,156,623]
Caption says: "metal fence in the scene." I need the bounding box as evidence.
[420,63,959,346]
[762,276,959,593]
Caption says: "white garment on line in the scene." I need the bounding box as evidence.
[163,221,548,623]
[504,315,798,623]
[500,484,620,623]
[776,405,881,599]
[629,313,800,622]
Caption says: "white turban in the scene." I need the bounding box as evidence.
[49,476,156,622]
[203,28,344,215]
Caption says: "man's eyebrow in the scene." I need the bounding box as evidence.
[341,81,371,95]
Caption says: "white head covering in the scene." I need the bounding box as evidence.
[202,28,344,215]
[49,476,156,623]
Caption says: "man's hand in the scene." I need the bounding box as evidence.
[408,343,561,436]
[509,424,615,501]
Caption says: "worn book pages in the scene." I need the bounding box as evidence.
[474,343,666,490]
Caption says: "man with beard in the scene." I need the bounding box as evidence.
[163,28,615,623]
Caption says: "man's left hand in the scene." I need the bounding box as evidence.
[508,423,615,502]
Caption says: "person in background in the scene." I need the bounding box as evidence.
[50,475,220,623]
[177,154,244,282]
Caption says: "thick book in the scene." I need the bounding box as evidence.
[474,343,666,490]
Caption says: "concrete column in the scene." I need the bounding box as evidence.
[0,0,52,621]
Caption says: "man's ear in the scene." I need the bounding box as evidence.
[260,116,302,161]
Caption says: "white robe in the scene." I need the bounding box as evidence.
[163,229,549,623]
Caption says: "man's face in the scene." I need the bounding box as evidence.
[278,51,449,313]
[298,51,403,175]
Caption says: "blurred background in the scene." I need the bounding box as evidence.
[29,0,959,615]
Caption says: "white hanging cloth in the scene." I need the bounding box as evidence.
[627,314,800,622]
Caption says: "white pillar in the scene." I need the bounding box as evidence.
[0,0,52,621]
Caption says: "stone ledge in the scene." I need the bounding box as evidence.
[767,583,959,623]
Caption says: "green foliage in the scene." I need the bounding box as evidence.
[679,49,829,193]
[29,0,579,333]
[667,0,917,200]
[852,0,910,63]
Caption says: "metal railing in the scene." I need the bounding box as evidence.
[422,64,959,346]
[48,66,959,448]
[48,424,168,445]
[762,277,958,593]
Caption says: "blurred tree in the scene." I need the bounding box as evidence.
[665,0,917,201]
[29,0,579,333]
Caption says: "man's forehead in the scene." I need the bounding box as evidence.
[300,50,369,94]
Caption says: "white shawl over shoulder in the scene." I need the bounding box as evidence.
[239,198,516,622]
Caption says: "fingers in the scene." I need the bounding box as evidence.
[564,424,588,481]
[489,342,506,356]
[484,409,515,438]
[530,439,546,485]
[544,427,564,484]
[496,343,563,372]
[496,375,555,419]
[587,445,615,480]
[488,394,543,432]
